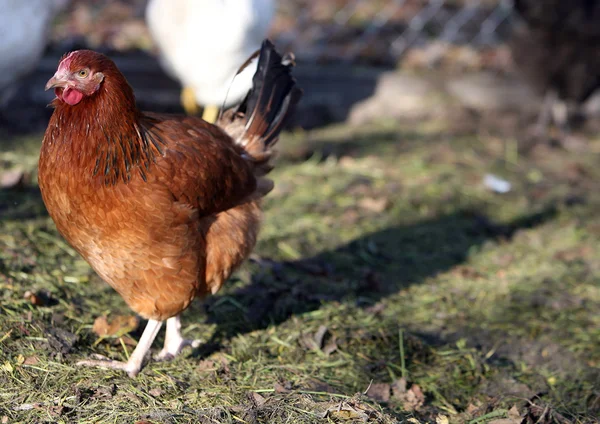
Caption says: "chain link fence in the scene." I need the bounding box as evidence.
[274,0,515,68]
[49,0,518,71]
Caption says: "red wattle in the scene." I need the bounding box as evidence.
[62,87,84,105]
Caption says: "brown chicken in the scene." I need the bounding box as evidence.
[38,40,301,377]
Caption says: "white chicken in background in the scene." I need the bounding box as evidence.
[0,0,68,107]
[146,0,275,123]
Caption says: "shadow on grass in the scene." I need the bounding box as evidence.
[196,206,558,357]
[0,186,46,221]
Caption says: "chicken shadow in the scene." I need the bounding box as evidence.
[193,206,557,358]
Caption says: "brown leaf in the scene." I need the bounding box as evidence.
[392,378,424,411]
[508,405,521,420]
[322,336,338,356]
[358,197,389,213]
[365,382,391,403]
[436,415,449,424]
[124,392,142,406]
[314,325,328,349]
[392,377,407,395]
[23,356,39,366]
[323,401,377,421]
[490,409,522,424]
[250,392,266,407]
[149,388,162,397]
[273,382,291,394]
[92,315,139,337]
[300,326,338,356]
[196,359,217,372]
[94,384,116,399]
[49,405,67,418]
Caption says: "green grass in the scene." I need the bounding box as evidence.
[0,112,599,423]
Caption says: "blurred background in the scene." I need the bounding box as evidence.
[3,0,598,135]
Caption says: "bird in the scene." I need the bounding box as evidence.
[509,0,600,138]
[145,0,275,123]
[0,0,68,107]
[38,39,302,377]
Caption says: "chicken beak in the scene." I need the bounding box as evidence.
[45,74,67,91]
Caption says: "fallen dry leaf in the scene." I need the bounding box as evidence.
[23,356,39,366]
[392,378,425,411]
[508,405,521,420]
[148,388,162,397]
[322,336,338,356]
[466,403,480,415]
[365,382,391,403]
[322,400,377,421]
[358,197,389,213]
[196,359,217,372]
[92,315,139,337]
[489,409,522,424]
[250,392,267,407]
[274,381,291,393]
[436,414,449,424]
[300,326,338,355]
[314,325,328,349]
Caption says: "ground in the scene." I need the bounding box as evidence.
[0,98,599,423]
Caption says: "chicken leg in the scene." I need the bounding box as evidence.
[181,86,199,115]
[76,319,162,378]
[155,315,201,361]
[201,105,220,124]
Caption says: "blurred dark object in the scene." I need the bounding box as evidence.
[509,0,600,138]
[0,0,68,108]
[0,0,69,134]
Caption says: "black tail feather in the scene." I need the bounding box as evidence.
[217,39,301,182]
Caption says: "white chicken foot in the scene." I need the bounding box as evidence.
[155,315,201,361]
[76,319,163,378]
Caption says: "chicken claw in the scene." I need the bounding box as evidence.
[76,319,163,378]
[155,315,201,361]
[76,356,143,378]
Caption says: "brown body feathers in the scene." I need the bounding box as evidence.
[39,42,301,321]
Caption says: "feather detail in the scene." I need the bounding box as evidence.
[45,51,166,186]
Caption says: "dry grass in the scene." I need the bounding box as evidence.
[0,111,599,423]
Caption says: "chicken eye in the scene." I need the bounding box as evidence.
[77,69,89,78]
